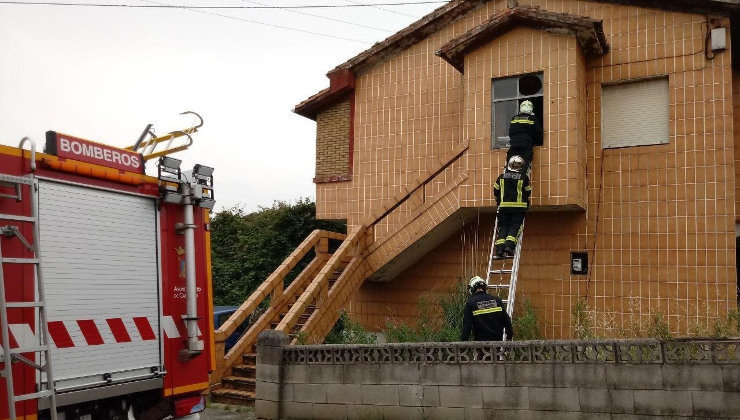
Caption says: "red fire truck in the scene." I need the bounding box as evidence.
[0,126,215,419]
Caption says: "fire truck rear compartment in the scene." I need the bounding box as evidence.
[37,180,163,397]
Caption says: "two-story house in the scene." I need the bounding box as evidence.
[294,0,740,338]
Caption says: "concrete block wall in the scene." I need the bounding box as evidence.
[256,333,740,419]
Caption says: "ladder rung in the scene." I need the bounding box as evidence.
[488,284,510,288]
[490,269,512,274]
[1,258,40,264]
[7,301,44,308]
[14,390,52,402]
[10,345,48,354]
[0,214,34,223]
[0,174,33,185]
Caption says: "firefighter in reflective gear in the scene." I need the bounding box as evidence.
[493,155,531,258]
[507,100,543,171]
[461,276,514,341]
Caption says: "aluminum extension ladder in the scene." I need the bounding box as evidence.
[485,212,525,322]
[0,174,58,420]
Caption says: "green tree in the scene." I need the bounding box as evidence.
[210,199,345,305]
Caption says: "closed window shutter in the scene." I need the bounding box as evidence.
[601,78,669,148]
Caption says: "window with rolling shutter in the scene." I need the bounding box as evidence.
[601,77,670,148]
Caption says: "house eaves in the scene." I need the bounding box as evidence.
[294,0,740,120]
[437,5,609,73]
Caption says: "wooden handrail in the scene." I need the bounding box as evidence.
[275,226,365,334]
[365,140,468,229]
[211,254,329,384]
[214,229,344,341]
[300,255,367,344]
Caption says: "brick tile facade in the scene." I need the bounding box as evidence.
[315,99,351,180]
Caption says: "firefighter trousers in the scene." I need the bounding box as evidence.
[495,211,526,251]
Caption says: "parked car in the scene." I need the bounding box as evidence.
[213,306,248,352]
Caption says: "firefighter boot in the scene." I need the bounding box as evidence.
[503,242,516,257]
[495,246,506,258]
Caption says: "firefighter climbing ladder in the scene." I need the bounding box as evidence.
[485,213,525,322]
[0,173,58,420]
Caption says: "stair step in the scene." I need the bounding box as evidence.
[232,364,256,378]
[222,376,256,392]
[242,353,256,364]
[211,389,255,406]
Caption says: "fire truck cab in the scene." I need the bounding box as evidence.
[0,131,215,419]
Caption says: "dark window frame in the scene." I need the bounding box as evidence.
[491,72,544,149]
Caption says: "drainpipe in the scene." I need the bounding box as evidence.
[179,182,204,359]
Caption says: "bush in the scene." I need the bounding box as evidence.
[383,281,543,342]
[210,199,345,305]
[513,298,543,340]
[324,311,377,345]
[572,298,595,339]
[711,308,740,338]
[647,312,672,340]
[383,280,468,343]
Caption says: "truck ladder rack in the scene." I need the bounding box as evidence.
[0,174,58,420]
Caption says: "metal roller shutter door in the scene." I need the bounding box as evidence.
[38,180,161,392]
[601,77,670,149]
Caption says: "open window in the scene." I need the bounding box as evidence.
[491,72,544,149]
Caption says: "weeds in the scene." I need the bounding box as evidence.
[294,331,308,345]
[646,312,672,340]
[513,298,543,340]
[383,280,469,343]
[383,279,545,342]
[324,310,377,345]
[572,298,595,339]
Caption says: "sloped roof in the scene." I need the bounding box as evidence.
[295,0,740,119]
[437,5,609,73]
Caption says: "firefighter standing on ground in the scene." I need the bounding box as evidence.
[494,155,531,258]
[507,99,543,171]
[461,276,514,341]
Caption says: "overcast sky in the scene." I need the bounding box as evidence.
[0,0,443,212]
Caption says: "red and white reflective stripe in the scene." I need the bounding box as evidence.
[8,324,35,349]
[5,315,202,349]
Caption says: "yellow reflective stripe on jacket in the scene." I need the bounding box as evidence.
[499,202,529,208]
[473,307,503,316]
[517,180,523,203]
[511,119,534,124]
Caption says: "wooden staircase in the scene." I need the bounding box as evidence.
[210,141,471,405]
[213,353,257,405]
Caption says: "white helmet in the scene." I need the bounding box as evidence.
[520,100,534,114]
[507,155,525,172]
[468,276,486,293]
